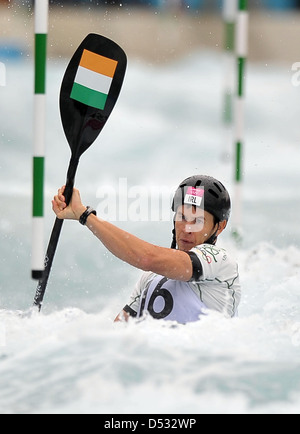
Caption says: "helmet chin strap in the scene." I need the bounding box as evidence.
[204,228,218,245]
[171,219,177,249]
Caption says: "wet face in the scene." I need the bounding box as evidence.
[175,205,226,252]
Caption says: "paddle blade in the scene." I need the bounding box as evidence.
[60,34,127,157]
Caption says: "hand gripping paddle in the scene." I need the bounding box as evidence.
[33,34,127,310]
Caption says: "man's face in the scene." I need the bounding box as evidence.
[175,205,219,252]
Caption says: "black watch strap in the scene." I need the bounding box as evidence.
[79,206,97,226]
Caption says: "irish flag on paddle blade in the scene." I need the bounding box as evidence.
[70,49,118,110]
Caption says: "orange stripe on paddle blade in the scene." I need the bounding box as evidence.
[79,49,118,78]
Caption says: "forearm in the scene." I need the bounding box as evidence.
[86,214,155,269]
[52,187,192,280]
[85,214,192,281]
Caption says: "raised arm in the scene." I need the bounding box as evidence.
[52,186,193,281]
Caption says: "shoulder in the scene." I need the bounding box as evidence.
[190,244,237,280]
[191,244,229,264]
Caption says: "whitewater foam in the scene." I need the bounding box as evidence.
[1,52,300,414]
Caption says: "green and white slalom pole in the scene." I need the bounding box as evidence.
[32,0,48,280]
[222,0,237,160]
[232,0,248,243]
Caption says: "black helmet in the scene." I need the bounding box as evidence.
[172,175,231,222]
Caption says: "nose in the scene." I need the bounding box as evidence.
[185,224,193,233]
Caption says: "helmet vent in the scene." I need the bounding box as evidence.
[214,182,223,193]
[208,188,219,199]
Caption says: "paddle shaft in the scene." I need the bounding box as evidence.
[33,155,79,310]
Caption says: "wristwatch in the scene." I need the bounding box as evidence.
[79,206,97,226]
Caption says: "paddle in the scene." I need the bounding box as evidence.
[33,34,127,310]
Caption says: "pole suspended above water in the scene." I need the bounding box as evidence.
[222,0,237,160]
[232,0,248,242]
[32,0,48,280]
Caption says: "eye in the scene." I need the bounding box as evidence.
[176,212,186,222]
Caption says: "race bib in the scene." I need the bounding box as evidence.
[184,187,204,207]
[138,275,207,323]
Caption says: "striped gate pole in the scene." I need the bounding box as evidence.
[232,0,248,242]
[222,0,237,160]
[32,0,48,280]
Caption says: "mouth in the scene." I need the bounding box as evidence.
[178,239,195,251]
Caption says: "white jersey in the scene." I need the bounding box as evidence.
[124,244,241,324]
